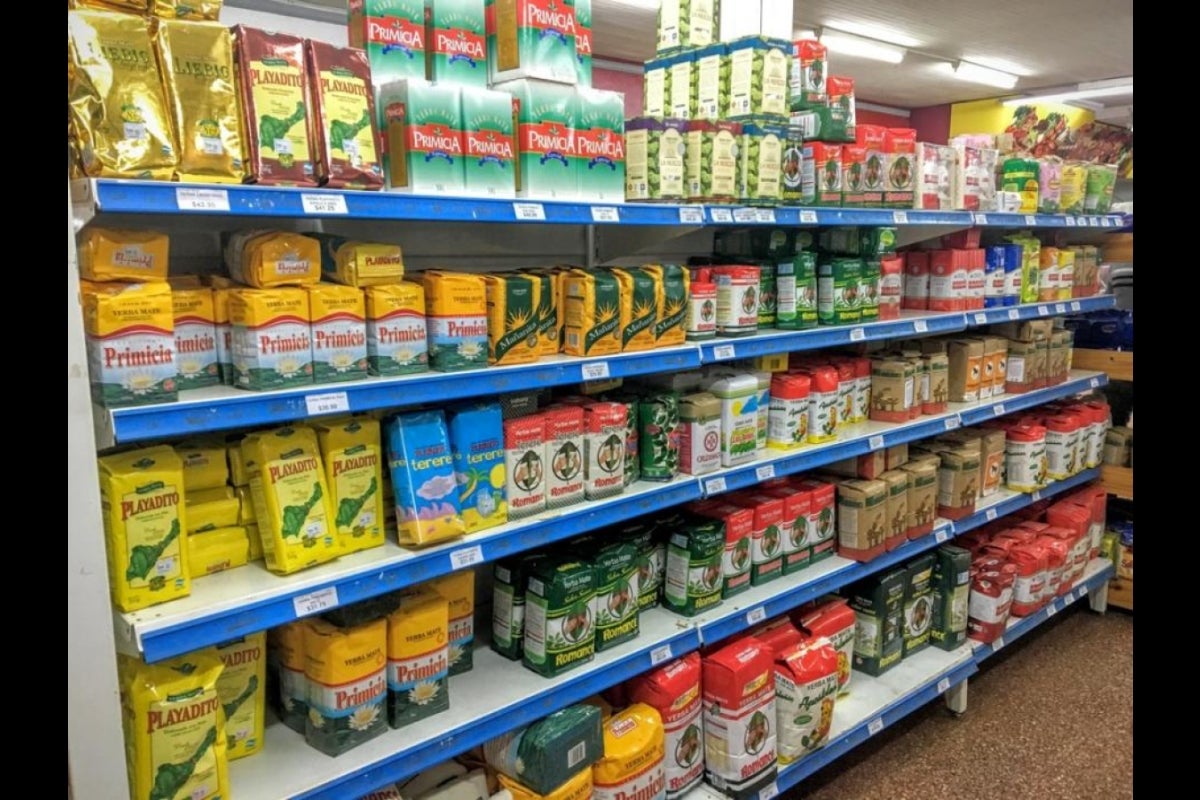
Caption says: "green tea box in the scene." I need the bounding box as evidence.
[486,0,579,85]
[498,78,579,199]
[380,78,466,194]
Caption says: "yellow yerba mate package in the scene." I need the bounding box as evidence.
[524,271,560,357]
[214,632,267,760]
[175,442,229,492]
[304,617,389,756]
[187,527,249,576]
[122,648,230,800]
[82,281,177,407]
[564,269,622,358]
[224,230,322,288]
[154,19,246,184]
[78,228,169,283]
[612,267,659,353]
[307,283,368,383]
[485,274,542,366]
[245,523,262,560]
[313,233,405,287]
[172,286,221,391]
[316,417,385,556]
[244,425,339,575]
[498,768,593,800]
[229,288,314,391]
[185,486,239,532]
[153,0,223,20]
[427,570,475,676]
[68,10,177,179]
[98,445,190,612]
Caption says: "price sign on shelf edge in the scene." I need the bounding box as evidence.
[800,210,818,224]
[849,327,866,342]
[301,193,349,215]
[651,644,673,665]
[293,586,339,617]
[450,545,484,570]
[746,607,767,625]
[706,477,727,495]
[680,206,706,224]
[868,718,884,736]
[893,211,909,224]
[938,678,951,694]
[913,319,928,333]
[709,207,733,223]
[305,391,350,416]
[759,783,779,800]
[713,344,736,360]
[513,202,546,221]
[1007,308,1020,321]
[581,361,610,381]
[756,464,775,481]
[176,187,230,212]
[591,206,619,223]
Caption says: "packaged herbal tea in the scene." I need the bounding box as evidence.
[544,406,585,510]
[380,79,466,195]
[613,267,659,352]
[316,417,385,555]
[486,0,579,84]
[523,556,597,678]
[727,36,791,120]
[576,88,626,201]
[625,117,687,202]
[304,617,388,755]
[385,411,465,546]
[214,632,267,761]
[505,414,548,520]
[583,402,627,499]
[428,570,476,676]
[268,621,307,733]
[590,540,640,651]
[662,515,724,616]
[425,0,487,86]
[492,553,543,660]
[564,269,622,357]
[364,282,428,376]
[501,78,580,200]
[307,283,369,383]
[229,288,314,392]
[82,281,178,408]
[485,273,542,366]
[739,119,786,204]
[386,589,450,728]
[349,0,428,87]
[639,392,681,481]
[171,286,220,391]
[306,40,384,189]
[462,85,518,198]
[685,120,741,203]
[447,402,507,532]
[423,271,488,371]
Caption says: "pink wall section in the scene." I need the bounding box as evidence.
[858,108,911,129]
[593,66,643,117]
[910,105,952,144]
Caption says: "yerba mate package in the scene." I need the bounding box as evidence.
[487,0,580,85]
[462,86,518,197]
[702,637,778,799]
[380,79,466,194]
[349,0,428,87]
[575,87,626,201]
[426,0,488,87]
[500,78,580,200]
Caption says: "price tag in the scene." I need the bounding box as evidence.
[746,607,767,625]
[513,202,546,221]
[1037,305,1050,316]
[868,718,884,736]
[1025,215,1037,226]
[935,529,950,543]
[993,403,1006,416]
[1064,591,1074,604]
[294,586,339,617]
[591,206,620,223]
[301,193,349,215]
[581,361,610,380]
[713,343,736,360]
[1054,303,1066,314]
[849,327,866,342]
[733,207,758,223]
[893,211,909,224]
[986,508,998,521]
[1007,308,1021,320]
[1065,216,1076,227]
[1090,216,1102,227]
[709,207,734,223]
[1079,584,1088,597]
[1071,301,1082,312]
[680,206,706,224]
[937,678,951,694]
[706,477,727,495]
[1046,600,1058,617]
[759,783,779,800]
[974,312,988,325]
[944,416,960,431]
[1089,377,1100,389]
[450,545,484,570]
[755,208,776,223]
[869,435,885,450]
[1101,217,1113,227]
[799,209,819,224]
[974,213,988,225]
[651,644,673,665]
[756,464,776,481]
[913,319,929,333]
[1031,490,1042,502]
[305,391,350,416]
[176,187,230,212]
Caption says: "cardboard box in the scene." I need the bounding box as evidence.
[936,447,979,521]
[902,553,936,657]
[885,443,909,471]
[858,451,886,480]
[837,479,888,561]
[1049,330,1070,385]
[900,459,938,538]
[993,318,1053,343]
[879,469,910,551]
[848,568,906,676]
[931,545,972,651]
[1005,339,1037,394]
[947,339,985,403]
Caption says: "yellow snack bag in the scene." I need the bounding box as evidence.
[98,445,190,612]
[214,632,267,760]
[81,281,177,408]
[485,274,542,366]
[612,267,658,353]
[245,524,262,561]
[121,648,230,800]
[78,228,169,283]
[244,425,339,575]
[185,486,240,532]
[154,19,246,184]
[304,618,389,756]
[69,10,178,179]
[498,768,593,800]
[175,442,229,492]
[187,527,249,576]
[316,417,385,556]
[564,269,621,357]
[224,230,322,288]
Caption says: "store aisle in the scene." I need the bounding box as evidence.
[796,606,1133,800]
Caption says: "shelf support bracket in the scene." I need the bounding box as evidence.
[1088,581,1109,614]
[944,677,969,715]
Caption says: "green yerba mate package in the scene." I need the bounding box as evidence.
[501,79,579,200]
[487,0,579,84]
[349,0,427,87]
[575,88,625,201]
[523,556,596,677]
[739,119,786,204]
[726,36,791,121]
[626,117,687,202]
[638,391,681,481]
[685,119,741,203]
[590,540,640,650]
[461,85,517,198]
[380,79,465,194]
[425,0,487,86]
[691,43,728,120]
[662,515,724,616]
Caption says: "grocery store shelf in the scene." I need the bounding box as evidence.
[1071,348,1133,382]
[957,370,1107,427]
[1100,465,1133,500]
[229,609,701,800]
[971,557,1115,662]
[72,179,1130,230]
[966,295,1116,327]
[96,344,702,446]
[114,475,700,663]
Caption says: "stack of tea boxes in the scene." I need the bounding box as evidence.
[358,0,624,200]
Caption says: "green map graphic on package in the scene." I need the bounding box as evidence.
[260,100,307,164]
[150,726,216,800]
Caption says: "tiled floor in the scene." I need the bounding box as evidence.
[794,605,1133,799]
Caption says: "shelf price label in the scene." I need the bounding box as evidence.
[913,319,929,333]
[755,208,776,223]
[1024,215,1037,226]
[1031,490,1042,502]
[705,476,727,495]
[937,677,951,694]
[868,717,884,736]
[306,391,350,416]
[1065,216,1076,227]
[935,529,950,543]
[893,211,909,224]
[1007,308,1021,321]
[1101,217,1113,227]
[513,202,546,221]
[176,187,230,212]
[986,508,998,521]
[1089,377,1100,389]
[944,416,960,430]
[450,545,484,570]
[849,327,866,342]
[1089,216,1102,227]
[650,644,673,665]
[993,635,1004,651]
[294,586,339,618]
[1064,591,1074,604]
[799,210,819,224]
[1055,303,1067,314]
[680,206,706,224]
[709,207,734,223]
[591,206,620,223]
[1079,584,1088,597]
[301,193,349,215]
[1071,301,1082,312]
[756,464,776,481]
[869,435,885,450]
[712,343,737,360]
[1046,601,1058,617]
[746,607,767,625]
[992,403,1006,416]
[1037,305,1050,316]
[581,361,610,381]
[974,312,988,325]
[733,207,758,223]
[974,213,988,225]
[759,783,780,800]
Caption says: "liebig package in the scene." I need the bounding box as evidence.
[625,117,687,202]
[486,0,579,85]
[576,88,626,201]
[461,86,518,198]
[425,0,487,87]
[82,281,178,407]
[726,36,791,121]
[379,79,466,195]
[499,79,579,200]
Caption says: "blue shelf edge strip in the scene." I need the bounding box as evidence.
[84,179,1130,229]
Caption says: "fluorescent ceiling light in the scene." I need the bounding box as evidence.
[602,0,660,8]
[818,29,906,64]
[822,19,922,48]
[1003,82,1133,106]
[961,55,1034,77]
[952,61,1019,89]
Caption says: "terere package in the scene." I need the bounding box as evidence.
[380,79,466,195]
[78,228,169,283]
[462,86,518,198]
[303,617,388,756]
[306,40,385,190]
[662,515,724,616]
[657,0,718,52]
[214,632,267,761]
[590,539,639,651]
[627,653,704,799]
[576,88,626,202]
[315,417,385,555]
[69,10,177,180]
[574,0,593,85]
[524,556,597,678]
[702,638,778,800]
[425,0,488,86]
[154,19,245,184]
[349,0,428,87]
[385,588,450,729]
[774,636,838,763]
[224,230,322,288]
[726,37,791,120]
[422,271,488,371]
[501,79,580,199]
[82,281,177,408]
[931,545,971,651]
[385,410,466,546]
[593,704,668,800]
[229,288,313,392]
[447,402,507,533]
[306,283,368,383]
[902,552,936,657]
[428,569,477,676]
[232,26,318,186]
[313,234,405,288]
[172,287,219,391]
[120,649,229,800]
[685,119,741,203]
[99,445,190,612]
[626,117,687,202]
[848,567,905,677]
[486,704,604,795]
[486,0,579,85]
[691,43,728,121]
[739,118,785,204]
[365,282,428,375]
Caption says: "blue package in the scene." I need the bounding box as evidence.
[984,246,1006,308]
[1002,243,1024,306]
[446,401,507,533]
